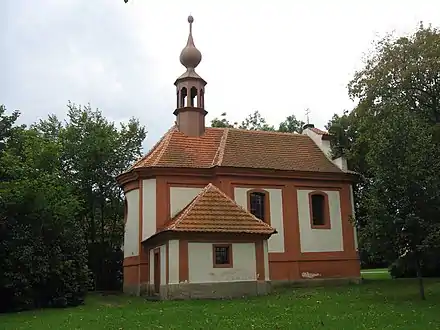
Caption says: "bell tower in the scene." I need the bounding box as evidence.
[173,15,207,137]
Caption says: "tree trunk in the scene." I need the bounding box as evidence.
[415,254,426,300]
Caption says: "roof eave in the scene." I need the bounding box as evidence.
[142,230,275,248]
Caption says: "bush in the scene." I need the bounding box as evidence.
[0,175,89,312]
[389,252,440,279]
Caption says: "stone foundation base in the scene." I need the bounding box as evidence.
[272,277,362,288]
[145,281,271,300]
[123,283,140,296]
[126,277,361,299]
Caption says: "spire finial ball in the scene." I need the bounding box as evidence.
[188,15,194,24]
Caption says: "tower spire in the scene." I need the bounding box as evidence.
[179,15,202,70]
[173,15,208,137]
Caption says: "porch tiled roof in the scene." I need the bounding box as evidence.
[161,183,276,235]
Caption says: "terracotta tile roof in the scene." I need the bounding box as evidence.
[131,126,342,173]
[161,183,276,235]
[310,127,330,136]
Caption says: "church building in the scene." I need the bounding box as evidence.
[117,16,361,300]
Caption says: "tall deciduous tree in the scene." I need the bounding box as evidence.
[327,23,440,297]
[278,114,304,133]
[239,110,275,131]
[34,102,147,290]
[0,106,88,311]
[210,112,236,128]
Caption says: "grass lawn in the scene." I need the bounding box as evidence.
[1,274,439,330]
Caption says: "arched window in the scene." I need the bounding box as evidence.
[190,86,198,107]
[180,87,188,107]
[247,189,270,223]
[309,192,330,229]
[200,89,204,108]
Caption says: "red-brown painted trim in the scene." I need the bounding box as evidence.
[287,184,301,259]
[152,247,161,291]
[167,182,208,188]
[143,231,271,249]
[296,185,342,190]
[116,166,358,187]
[212,244,233,268]
[179,240,189,282]
[138,179,150,284]
[123,180,139,193]
[138,179,143,254]
[300,251,358,261]
[340,186,356,253]
[127,172,359,284]
[233,183,285,189]
[308,191,331,229]
[255,241,265,280]
[123,256,139,267]
[246,188,271,225]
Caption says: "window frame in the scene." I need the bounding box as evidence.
[212,244,233,268]
[308,191,331,229]
[247,189,271,224]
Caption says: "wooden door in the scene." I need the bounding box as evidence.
[153,250,160,294]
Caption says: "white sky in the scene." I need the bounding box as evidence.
[2,0,440,150]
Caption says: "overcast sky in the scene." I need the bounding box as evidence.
[2,0,439,150]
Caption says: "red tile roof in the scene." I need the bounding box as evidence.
[310,127,330,136]
[131,126,342,173]
[160,183,276,235]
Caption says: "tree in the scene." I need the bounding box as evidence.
[278,114,304,133]
[33,102,147,291]
[210,112,236,128]
[0,106,88,311]
[239,110,275,131]
[361,106,440,299]
[0,105,22,153]
[348,23,440,127]
[330,23,440,298]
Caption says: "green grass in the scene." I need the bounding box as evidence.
[1,276,440,330]
[361,268,391,280]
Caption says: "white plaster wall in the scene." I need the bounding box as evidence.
[160,244,166,285]
[234,187,285,253]
[149,248,154,283]
[349,185,358,250]
[142,179,157,240]
[188,243,256,283]
[333,157,348,171]
[297,190,344,253]
[123,189,139,258]
[149,244,167,285]
[303,128,331,158]
[168,240,179,284]
[263,240,270,281]
[170,187,203,218]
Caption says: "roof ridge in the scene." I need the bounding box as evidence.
[168,183,274,231]
[224,127,309,137]
[167,183,213,229]
[213,128,229,166]
[206,184,274,230]
[310,127,330,135]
